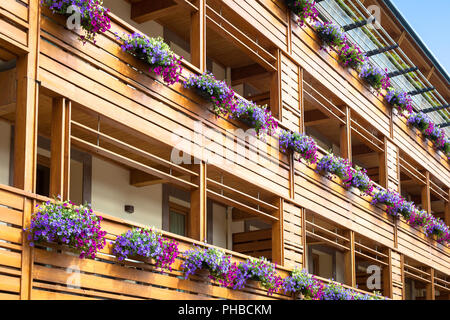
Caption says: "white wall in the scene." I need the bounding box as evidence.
[0,120,10,186]
[91,156,163,228]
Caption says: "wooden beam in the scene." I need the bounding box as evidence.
[397,31,407,46]
[426,268,435,300]
[231,63,268,86]
[340,106,352,161]
[18,0,40,301]
[0,103,15,117]
[272,198,283,265]
[379,140,387,189]
[50,98,71,200]
[426,66,435,81]
[130,170,166,187]
[270,49,281,119]
[189,162,207,241]
[382,248,393,299]
[190,0,206,72]
[131,0,178,24]
[299,67,305,134]
[130,168,187,187]
[422,172,431,213]
[0,68,16,109]
[344,230,356,287]
[445,189,450,227]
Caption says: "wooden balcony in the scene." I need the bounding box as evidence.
[0,0,448,300]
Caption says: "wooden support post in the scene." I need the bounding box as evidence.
[299,67,305,134]
[50,98,71,200]
[340,106,352,161]
[382,248,393,299]
[422,171,431,213]
[270,49,282,120]
[378,137,388,190]
[344,230,356,287]
[445,189,450,227]
[16,0,40,301]
[426,268,435,300]
[289,153,295,199]
[301,208,307,269]
[190,0,206,72]
[272,198,284,265]
[189,161,207,241]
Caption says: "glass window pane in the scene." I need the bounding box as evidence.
[169,211,185,236]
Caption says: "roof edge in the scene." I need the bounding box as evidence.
[382,0,450,84]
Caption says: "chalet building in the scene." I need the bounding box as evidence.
[0,0,448,300]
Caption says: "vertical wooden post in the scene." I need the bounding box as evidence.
[299,67,304,134]
[50,98,71,200]
[426,268,435,300]
[378,142,388,189]
[190,0,206,72]
[400,253,405,300]
[344,230,356,287]
[445,189,450,227]
[272,198,284,265]
[189,161,207,241]
[289,153,295,199]
[340,106,351,161]
[270,49,282,120]
[422,171,431,213]
[382,248,393,299]
[287,9,292,54]
[301,208,307,269]
[16,0,40,301]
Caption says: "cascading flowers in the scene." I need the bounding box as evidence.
[230,97,278,136]
[279,130,318,164]
[351,166,374,196]
[238,257,283,295]
[282,268,324,300]
[371,189,405,218]
[182,246,238,288]
[184,72,235,116]
[337,41,366,70]
[41,0,111,44]
[385,89,413,115]
[316,153,353,187]
[407,112,449,158]
[322,281,384,300]
[285,0,319,27]
[359,63,391,92]
[117,32,183,85]
[407,111,433,133]
[423,215,450,244]
[113,228,179,270]
[26,199,107,259]
[314,21,347,51]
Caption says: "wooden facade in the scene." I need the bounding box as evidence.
[0,0,449,300]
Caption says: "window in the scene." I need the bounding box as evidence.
[169,202,188,237]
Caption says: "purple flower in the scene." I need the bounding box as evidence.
[26,200,106,259]
[279,130,318,164]
[113,228,179,271]
[385,89,413,114]
[116,32,183,85]
[286,0,319,27]
[41,0,111,44]
[359,63,391,92]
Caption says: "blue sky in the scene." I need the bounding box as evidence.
[391,0,450,75]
